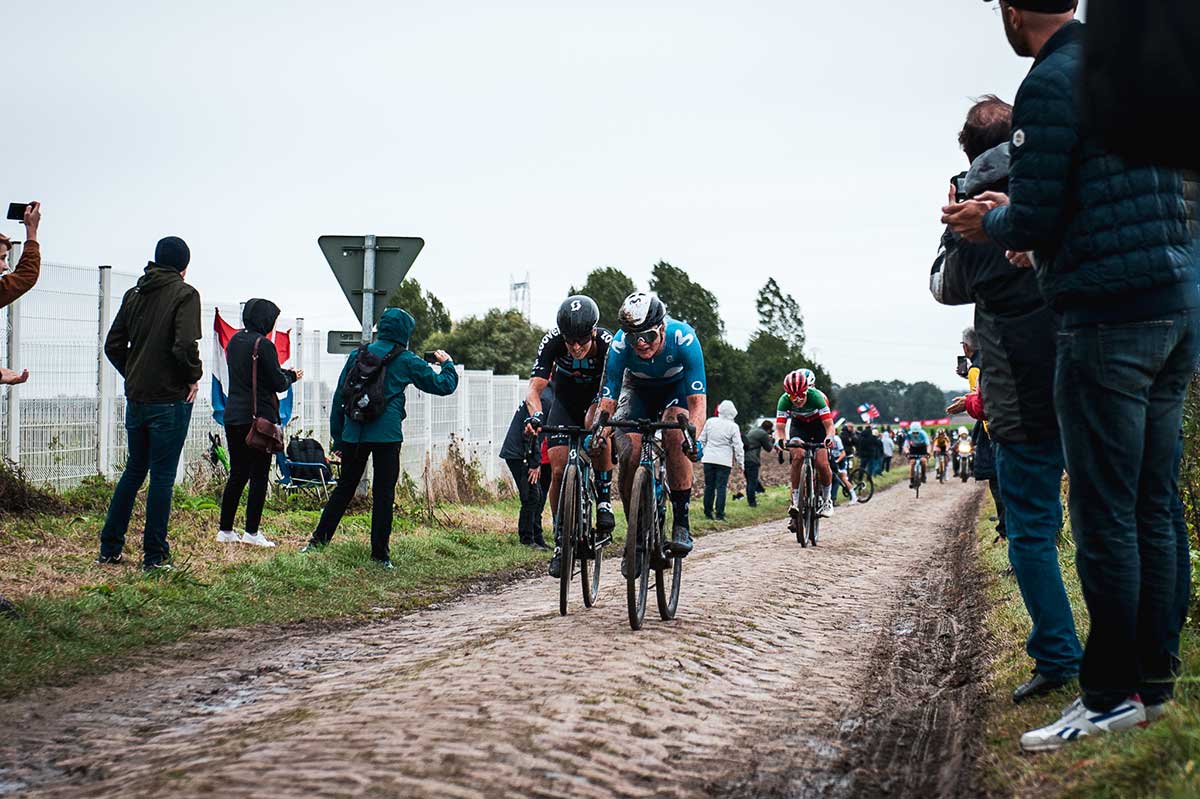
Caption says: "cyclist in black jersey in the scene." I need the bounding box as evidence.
[525,295,615,579]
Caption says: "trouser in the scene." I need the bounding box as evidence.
[312,441,401,562]
[994,437,1082,681]
[1056,309,1199,711]
[220,423,272,534]
[744,462,761,507]
[882,455,893,472]
[506,459,544,544]
[1167,429,1191,666]
[538,464,551,539]
[100,400,194,567]
[703,463,731,518]
[989,477,1007,535]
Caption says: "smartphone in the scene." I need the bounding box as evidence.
[956,355,970,378]
[423,351,440,364]
[951,175,968,203]
[6,203,30,222]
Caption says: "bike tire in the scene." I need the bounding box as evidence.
[807,469,819,547]
[625,466,653,631]
[851,467,874,503]
[655,554,682,621]
[559,465,579,617]
[798,462,811,546]
[580,478,601,609]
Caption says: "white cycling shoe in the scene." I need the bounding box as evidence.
[240,531,277,548]
[817,499,833,518]
[1020,696,1145,752]
[216,530,241,544]
[848,491,859,504]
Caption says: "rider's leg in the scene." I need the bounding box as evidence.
[585,404,616,536]
[663,408,695,554]
[618,432,641,512]
[816,448,834,515]
[547,445,568,516]
[789,449,803,507]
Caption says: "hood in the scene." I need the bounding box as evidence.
[717,400,737,421]
[377,307,415,347]
[242,298,281,335]
[135,263,185,294]
[962,143,1011,196]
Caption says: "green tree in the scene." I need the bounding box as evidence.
[755,278,806,352]
[425,309,546,376]
[649,261,723,343]
[569,267,637,332]
[905,381,950,420]
[386,278,451,352]
[704,338,754,423]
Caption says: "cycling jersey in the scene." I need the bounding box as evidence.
[908,429,931,447]
[531,327,613,391]
[934,435,951,451]
[775,388,833,426]
[601,319,706,420]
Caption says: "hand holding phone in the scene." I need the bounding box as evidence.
[6,203,30,222]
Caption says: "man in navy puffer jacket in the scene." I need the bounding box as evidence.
[945,0,1199,752]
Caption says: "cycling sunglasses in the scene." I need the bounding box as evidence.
[565,334,593,347]
[629,327,661,346]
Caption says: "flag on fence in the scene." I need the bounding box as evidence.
[211,308,293,427]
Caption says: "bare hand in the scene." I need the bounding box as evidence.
[1007,250,1034,269]
[0,367,29,385]
[22,202,40,241]
[528,468,540,485]
[186,382,199,403]
[294,369,305,381]
[975,191,1009,208]
[941,200,993,243]
[947,396,967,415]
[434,349,451,364]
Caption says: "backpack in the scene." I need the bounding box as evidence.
[286,437,332,482]
[341,344,402,424]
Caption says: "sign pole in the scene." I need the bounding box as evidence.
[361,234,376,344]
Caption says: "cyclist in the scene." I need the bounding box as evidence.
[905,423,931,486]
[525,295,615,579]
[596,292,706,573]
[828,432,858,506]
[933,428,952,478]
[775,369,837,527]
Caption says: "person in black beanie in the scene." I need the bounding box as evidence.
[97,236,202,572]
[499,387,553,549]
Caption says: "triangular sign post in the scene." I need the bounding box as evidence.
[319,235,425,344]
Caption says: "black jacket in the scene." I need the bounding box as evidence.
[105,264,203,403]
[223,299,297,426]
[499,386,554,468]
[932,144,1058,446]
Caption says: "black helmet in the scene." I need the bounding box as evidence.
[617,292,666,332]
[557,295,600,340]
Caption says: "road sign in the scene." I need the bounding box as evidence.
[327,330,376,355]
[319,235,424,339]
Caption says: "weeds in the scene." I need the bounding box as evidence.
[0,459,66,516]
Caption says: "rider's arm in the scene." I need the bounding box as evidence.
[599,332,627,404]
[775,394,789,445]
[525,376,549,419]
[687,394,707,438]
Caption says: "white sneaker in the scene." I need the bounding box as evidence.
[848,491,858,504]
[240,531,277,548]
[1145,702,1168,724]
[817,499,832,518]
[216,530,241,544]
[1020,696,1145,752]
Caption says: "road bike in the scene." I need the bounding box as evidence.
[848,455,874,504]
[541,422,608,617]
[935,450,948,483]
[605,415,696,631]
[909,453,927,499]
[786,440,826,548]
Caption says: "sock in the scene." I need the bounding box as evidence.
[822,483,832,502]
[791,488,801,507]
[595,470,612,504]
[670,489,691,527]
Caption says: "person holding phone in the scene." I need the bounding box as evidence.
[0,201,42,385]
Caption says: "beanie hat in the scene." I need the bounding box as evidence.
[1000,0,1077,12]
[154,236,191,271]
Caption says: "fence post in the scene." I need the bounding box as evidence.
[294,317,305,432]
[96,265,113,476]
[4,242,22,463]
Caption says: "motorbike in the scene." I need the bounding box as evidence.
[956,439,974,482]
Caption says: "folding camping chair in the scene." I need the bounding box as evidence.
[274,439,338,501]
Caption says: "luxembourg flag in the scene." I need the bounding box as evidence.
[211,308,293,427]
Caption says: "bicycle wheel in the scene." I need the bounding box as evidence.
[655,520,682,621]
[851,467,874,503]
[559,465,579,617]
[625,466,653,630]
[580,474,602,608]
[797,462,812,546]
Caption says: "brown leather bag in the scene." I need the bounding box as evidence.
[245,336,284,454]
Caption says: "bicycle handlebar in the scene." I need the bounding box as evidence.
[783,440,827,450]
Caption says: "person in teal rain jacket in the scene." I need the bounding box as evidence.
[304,307,458,567]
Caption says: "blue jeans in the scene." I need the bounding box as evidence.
[994,437,1083,681]
[100,400,194,567]
[703,463,731,518]
[1056,309,1200,711]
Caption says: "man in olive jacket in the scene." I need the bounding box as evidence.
[305,307,459,567]
[97,236,203,571]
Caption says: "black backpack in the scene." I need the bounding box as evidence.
[342,344,402,424]
[286,437,332,482]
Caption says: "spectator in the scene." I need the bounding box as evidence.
[858,425,882,476]
[0,202,41,385]
[743,420,774,507]
[698,400,744,521]
[880,428,895,472]
[97,236,202,572]
[937,94,1080,708]
[945,1,1199,749]
[839,422,857,460]
[303,308,459,569]
[216,299,302,548]
[499,386,553,549]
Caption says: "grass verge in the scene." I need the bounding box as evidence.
[976,493,1200,799]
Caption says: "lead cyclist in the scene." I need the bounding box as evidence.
[595,292,706,576]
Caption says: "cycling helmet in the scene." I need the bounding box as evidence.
[800,367,816,388]
[556,295,600,340]
[783,369,810,398]
[617,292,667,332]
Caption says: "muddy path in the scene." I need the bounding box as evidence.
[0,478,986,799]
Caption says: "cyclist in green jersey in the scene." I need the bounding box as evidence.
[775,369,838,524]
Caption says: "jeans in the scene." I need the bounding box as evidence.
[312,441,401,562]
[1167,429,1191,666]
[989,477,1007,536]
[882,455,893,472]
[506,459,546,544]
[703,463,731,518]
[219,423,272,534]
[1056,310,1200,711]
[100,400,194,567]
[995,438,1082,681]
[744,462,761,507]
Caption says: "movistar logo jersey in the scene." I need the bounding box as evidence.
[601,319,707,399]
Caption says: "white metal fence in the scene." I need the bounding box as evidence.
[1,258,527,490]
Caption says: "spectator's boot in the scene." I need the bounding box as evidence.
[668,490,694,555]
[0,595,20,620]
[594,470,615,542]
[531,531,549,550]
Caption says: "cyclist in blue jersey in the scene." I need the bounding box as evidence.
[904,423,931,486]
[597,293,706,571]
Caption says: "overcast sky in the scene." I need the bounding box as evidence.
[6,0,1086,389]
